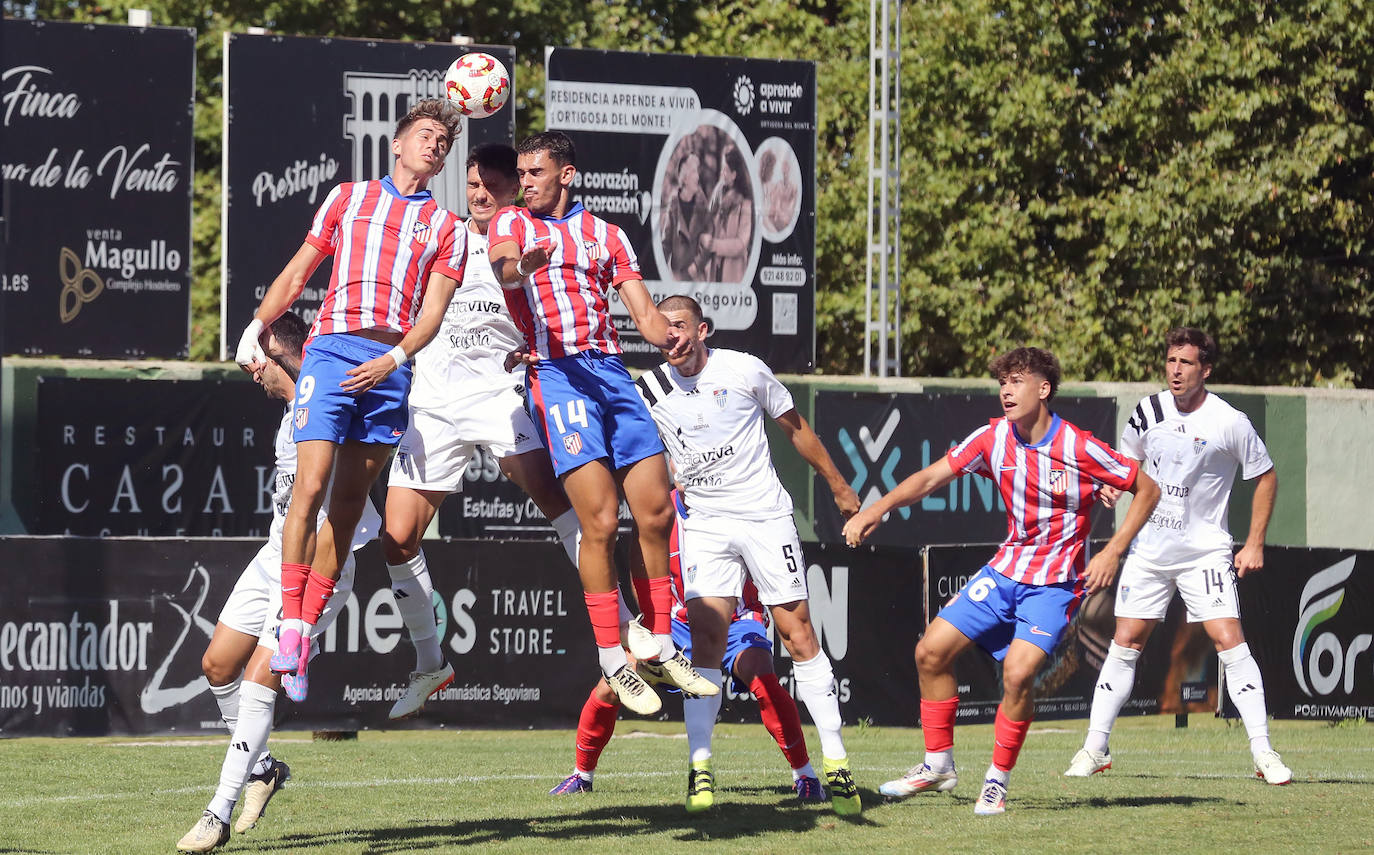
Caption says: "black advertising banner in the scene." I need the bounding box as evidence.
[1237,547,1374,720]
[1,19,194,358]
[813,391,1118,547]
[545,47,817,373]
[221,34,516,356]
[0,538,598,735]
[27,378,281,536]
[774,542,926,726]
[0,536,923,735]
[924,544,1218,724]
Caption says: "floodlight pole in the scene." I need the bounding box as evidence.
[865,0,901,377]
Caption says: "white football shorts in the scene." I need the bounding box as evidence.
[1114,551,1240,623]
[388,384,543,492]
[218,541,357,652]
[679,512,809,607]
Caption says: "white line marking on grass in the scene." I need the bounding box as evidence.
[618,731,687,739]
[0,770,683,810]
[110,738,315,747]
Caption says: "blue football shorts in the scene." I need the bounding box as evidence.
[292,332,412,445]
[526,350,664,476]
[672,615,773,694]
[936,564,1084,661]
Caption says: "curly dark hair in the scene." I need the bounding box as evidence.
[989,347,1061,399]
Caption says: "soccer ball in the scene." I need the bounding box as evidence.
[444,52,511,119]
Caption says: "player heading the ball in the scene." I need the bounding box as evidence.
[234,99,466,703]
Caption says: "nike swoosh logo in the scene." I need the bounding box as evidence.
[999,465,1019,471]
[1029,625,1052,636]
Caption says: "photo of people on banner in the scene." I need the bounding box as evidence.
[545,47,817,372]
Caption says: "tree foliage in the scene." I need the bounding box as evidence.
[9,0,1372,384]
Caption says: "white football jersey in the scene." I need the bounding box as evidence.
[635,348,795,519]
[269,405,380,549]
[1121,390,1273,564]
[409,229,526,407]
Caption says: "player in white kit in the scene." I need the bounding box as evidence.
[381,143,602,718]
[634,295,864,815]
[178,313,380,853]
[1065,327,1290,784]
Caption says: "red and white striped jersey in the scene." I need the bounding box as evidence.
[488,202,641,359]
[946,414,1138,586]
[667,501,768,628]
[304,178,466,340]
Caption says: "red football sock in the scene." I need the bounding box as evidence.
[992,704,1033,772]
[280,563,311,622]
[300,571,337,626]
[583,590,622,648]
[751,674,810,770]
[639,575,673,635]
[575,688,620,772]
[920,697,959,753]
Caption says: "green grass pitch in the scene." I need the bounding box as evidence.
[1,716,1370,854]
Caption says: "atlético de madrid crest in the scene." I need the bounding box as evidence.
[412,221,432,244]
[713,389,728,409]
[563,432,583,456]
[1048,468,1066,496]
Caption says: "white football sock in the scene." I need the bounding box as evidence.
[792,652,846,761]
[985,763,1009,787]
[657,633,676,662]
[551,509,581,567]
[684,668,724,763]
[597,644,629,677]
[387,551,444,673]
[1085,641,1140,754]
[793,761,817,780]
[925,750,955,773]
[617,590,634,624]
[207,680,277,824]
[210,677,241,731]
[1219,643,1273,754]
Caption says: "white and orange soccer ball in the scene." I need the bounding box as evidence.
[444,52,511,119]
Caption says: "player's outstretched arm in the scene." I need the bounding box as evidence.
[842,457,959,547]
[1082,469,1160,593]
[340,271,459,394]
[618,278,683,355]
[488,238,549,289]
[774,409,859,519]
[237,242,328,369]
[1234,467,1277,577]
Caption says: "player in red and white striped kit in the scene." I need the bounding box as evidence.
[844,347,1160,815]
[234,99,466,703]
[488,131,714,715]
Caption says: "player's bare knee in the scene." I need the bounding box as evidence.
[914,636,954,674]
[1001,663,1037,699]
[381,530,419,566]
[578,506,619,544]
[201,651,237,686]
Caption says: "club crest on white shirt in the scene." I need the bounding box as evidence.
[713,388,728,409]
